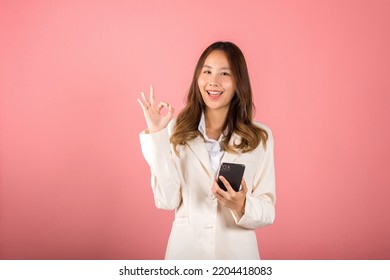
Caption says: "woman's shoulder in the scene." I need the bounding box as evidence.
[253,120,272,134]
[167,119,177,136]
[252,120,274,147]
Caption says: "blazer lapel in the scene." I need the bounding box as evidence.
[186,133,242,180]
[186,136,214,180]
[221,133,240,163]
[221,151,239,164]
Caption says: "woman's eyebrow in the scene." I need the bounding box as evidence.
[203,64,231,70]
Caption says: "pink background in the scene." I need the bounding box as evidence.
[1,0,389,259]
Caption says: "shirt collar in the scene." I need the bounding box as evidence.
[198,112,224,142]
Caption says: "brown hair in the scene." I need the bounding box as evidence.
[170,41,268,154]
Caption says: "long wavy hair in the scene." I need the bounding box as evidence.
[170,41,268,154]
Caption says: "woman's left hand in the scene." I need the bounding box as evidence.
[212,177,248,214]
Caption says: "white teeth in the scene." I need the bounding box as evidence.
[207,91,223,95]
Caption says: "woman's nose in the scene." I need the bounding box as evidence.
[208,75,220,86]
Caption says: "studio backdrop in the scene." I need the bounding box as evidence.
[1,0,389,259]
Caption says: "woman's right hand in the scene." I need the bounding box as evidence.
[137,85,174,134]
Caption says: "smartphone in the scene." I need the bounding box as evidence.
[217,162,245,192]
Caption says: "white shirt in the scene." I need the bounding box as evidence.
[197,113,225,176]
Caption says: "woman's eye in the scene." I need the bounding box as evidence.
[204,70,211,74]
[221,72,230,76]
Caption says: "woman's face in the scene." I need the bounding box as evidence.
[198,50,236,114]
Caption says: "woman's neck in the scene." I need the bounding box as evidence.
[204,109,228,140]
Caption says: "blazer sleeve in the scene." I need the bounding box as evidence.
[139,121,181,210]
[231,127,276,229]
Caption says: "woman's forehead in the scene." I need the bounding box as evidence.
[203,50,230,69]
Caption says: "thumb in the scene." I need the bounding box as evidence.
[241,179,248,193]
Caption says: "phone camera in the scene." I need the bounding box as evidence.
[221,164,231,173]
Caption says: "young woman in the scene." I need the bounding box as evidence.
[137,41,275,259]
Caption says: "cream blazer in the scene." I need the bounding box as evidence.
[140,120,275,259]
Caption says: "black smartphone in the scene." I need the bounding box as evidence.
[217,162,245,192]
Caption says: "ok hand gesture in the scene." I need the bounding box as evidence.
[137,85,174,134]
